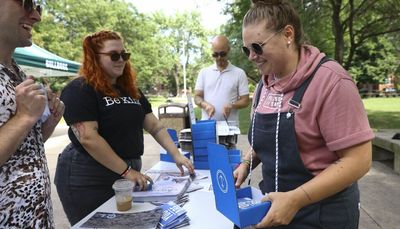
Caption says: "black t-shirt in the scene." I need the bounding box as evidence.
[60,77,152,159]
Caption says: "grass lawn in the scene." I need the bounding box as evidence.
[239,97,400,132]
[150,96,400,134]
[362,97,400,130]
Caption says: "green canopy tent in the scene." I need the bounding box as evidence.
[13,44,81,77]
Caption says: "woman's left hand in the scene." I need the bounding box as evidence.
[255,190,302,228]
[174,154,195,175]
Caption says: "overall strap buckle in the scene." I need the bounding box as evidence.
[288,99,301,109]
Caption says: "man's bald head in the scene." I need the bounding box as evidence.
[211,35,230,51]
[211,35,230,70]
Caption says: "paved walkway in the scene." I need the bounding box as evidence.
[45,124,400,229]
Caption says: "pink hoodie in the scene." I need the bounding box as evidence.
[255,45,374,175]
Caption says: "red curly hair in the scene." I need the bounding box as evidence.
[79,30,140,99]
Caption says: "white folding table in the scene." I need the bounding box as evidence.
[71,161,234,229]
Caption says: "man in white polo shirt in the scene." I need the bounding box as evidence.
[194,35,249,126]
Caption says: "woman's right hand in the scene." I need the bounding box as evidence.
[125,170,152,191]
[233,163,250,188]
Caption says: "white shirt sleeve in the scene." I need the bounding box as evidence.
[238,69,249,96]
[195,69,204,91]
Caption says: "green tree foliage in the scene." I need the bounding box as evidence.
[220,0,400,86]
[33,0,147,92]
[35,0,144,60]
[32,0,399,93]
[327,0,400,69]
[32,0,213,95]
[350,36,399,84]
[220,1,259,84]
[151,11,212,96]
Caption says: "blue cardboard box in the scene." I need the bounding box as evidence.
[228,149,241,164]
[193,161,210,170]
[191,120,217,170]
[192,139,215,148]
[191,120,216,134]
[191,130,216,140]
[207,143,271,228]
[193,148,208,156]
[193,155,208,162]
[227,149,241,170]
[193,147,240,170]
[160,148,190,162]
[160,128,190,162]
[166,128,179,146]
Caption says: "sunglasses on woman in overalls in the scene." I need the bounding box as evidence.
[242,30,282,57]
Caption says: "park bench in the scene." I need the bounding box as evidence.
[372,129,400,174]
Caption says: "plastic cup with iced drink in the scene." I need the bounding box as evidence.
[112,179,134,211]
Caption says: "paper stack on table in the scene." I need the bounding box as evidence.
[132,170,191,203]
[80,209,163,229]
[158,201,190,229]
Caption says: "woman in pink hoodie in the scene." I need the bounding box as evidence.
[234,0,374,228]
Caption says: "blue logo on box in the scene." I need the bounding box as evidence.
[216,170,228,193]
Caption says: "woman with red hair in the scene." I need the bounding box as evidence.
[54,30,194,225]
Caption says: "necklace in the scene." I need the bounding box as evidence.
[249,82,283,192]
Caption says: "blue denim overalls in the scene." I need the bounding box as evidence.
[249,57,359,228]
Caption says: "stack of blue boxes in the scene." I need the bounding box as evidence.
[227,149,241,170]
[191,120,241,170]
[191,120,217,169]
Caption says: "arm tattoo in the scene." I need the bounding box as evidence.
[71,122,85,141]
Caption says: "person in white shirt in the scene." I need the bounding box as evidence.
[194,35,250,126]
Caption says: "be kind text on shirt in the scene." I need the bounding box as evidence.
[103,96,141,106]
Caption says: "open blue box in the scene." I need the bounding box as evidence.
[160,148,190,162]
[160,128,190,162]
[207,143,271,228]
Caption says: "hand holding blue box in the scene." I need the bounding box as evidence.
[207,143,271,228]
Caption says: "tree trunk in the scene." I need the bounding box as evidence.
[331,0,345,65]
[173,64,181,96]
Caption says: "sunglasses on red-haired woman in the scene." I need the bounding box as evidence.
[15,0,42,15]
[97,51,131,62]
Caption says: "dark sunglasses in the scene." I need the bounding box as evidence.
[212,51,227,58]
[97,52,131,62]
[16,0,42,15]
[242,30,281,57]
